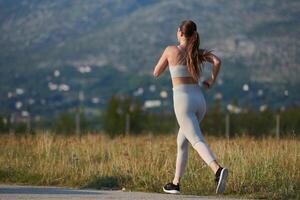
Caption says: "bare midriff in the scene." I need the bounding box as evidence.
[172,77,198,87]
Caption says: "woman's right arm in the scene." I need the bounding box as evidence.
[153,46,170,77]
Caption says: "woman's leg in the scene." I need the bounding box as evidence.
[170,86,228,194]
[195,111,220,174]
[179,111,217,167]
[173,128,189,185]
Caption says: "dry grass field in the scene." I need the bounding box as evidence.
[0,132,299,199]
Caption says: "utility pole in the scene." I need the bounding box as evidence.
[75,65,92,135]
[26,105,32,134]
[9,113,15,135]
[26,112,31,133]
[76,90,84,135]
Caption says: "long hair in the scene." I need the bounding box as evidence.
[179,20,213,81]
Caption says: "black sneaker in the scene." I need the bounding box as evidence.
[215,167,228,194]
[162,182,180,194]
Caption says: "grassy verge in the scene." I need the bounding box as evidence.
[0,133,299,199]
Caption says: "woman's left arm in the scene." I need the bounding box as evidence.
[202,51,222,89]
[153,46,169,77]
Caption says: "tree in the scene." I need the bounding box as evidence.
[102,95,145,137]
[52,111,88,135]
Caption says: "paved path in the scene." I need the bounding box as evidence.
[0,184,242,200]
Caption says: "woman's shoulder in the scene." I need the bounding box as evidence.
[163,45,180,56]
[164,45,179,51]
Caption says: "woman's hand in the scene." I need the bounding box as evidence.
[202,78,214,89]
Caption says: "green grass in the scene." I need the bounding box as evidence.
[0,133,299,199]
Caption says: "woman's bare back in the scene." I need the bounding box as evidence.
[167,45,198,86]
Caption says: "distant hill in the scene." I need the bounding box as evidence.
[0,0,299,117]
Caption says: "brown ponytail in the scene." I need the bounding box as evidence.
[179,20,213,81]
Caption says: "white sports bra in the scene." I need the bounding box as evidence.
[168,46,193,78]
[169,64,193,78]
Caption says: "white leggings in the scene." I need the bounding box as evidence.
[172,84,216,179]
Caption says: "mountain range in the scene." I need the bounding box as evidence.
[0,0,299,117]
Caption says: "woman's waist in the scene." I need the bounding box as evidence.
[172,84,205,106]
[172,83,202,92]
[171,77,198,85]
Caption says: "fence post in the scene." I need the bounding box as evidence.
[225,113,230,139]
[75,108,80,135]
[125,113,130,135]
[276,113,280,139]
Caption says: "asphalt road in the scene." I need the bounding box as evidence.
[0,184,243,200]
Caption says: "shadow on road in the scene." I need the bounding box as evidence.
[83,175,122,190]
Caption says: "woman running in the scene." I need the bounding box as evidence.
[153,20,228,194]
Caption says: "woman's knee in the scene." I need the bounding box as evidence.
[177,136,188,150]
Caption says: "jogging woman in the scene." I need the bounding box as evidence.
[153,20,228,194]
